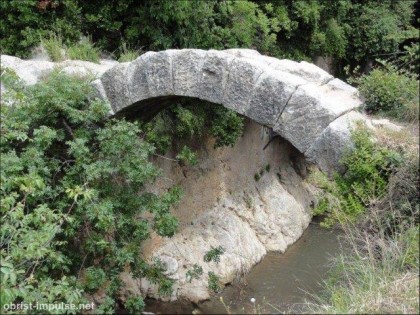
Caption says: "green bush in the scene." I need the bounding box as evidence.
[0,71,182,313]
[186,264,203,283]
[124,296,145,314]
[310,123,403,227]
[355,63,419,121]
[0,0,81,58]
[209,106,244,148]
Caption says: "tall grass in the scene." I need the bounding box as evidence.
[118,42,141,62]
[309,223,419,314]
[40,34,101,63]
[40,33,66,62]
[66,36,101,63]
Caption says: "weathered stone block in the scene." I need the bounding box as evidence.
[126,55,150,104]
[145,51,174,97]
[223,58,264,114]
[100,62,130,112]
[247,71,306,127]
[199,50,234,104]
[172,49,207,98]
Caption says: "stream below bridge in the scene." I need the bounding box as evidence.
[142,220,344,314]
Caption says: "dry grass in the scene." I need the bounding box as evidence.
[307,208,419,314]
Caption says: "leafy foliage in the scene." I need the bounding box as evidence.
[1,0,417,74]
[207,271,221,293]
[0,71,182,312]
[203,246,225,264]
[0,0,82,58]
[309,123,403,227]
[124,296,145,314]
[185,264,203,283]
[145,99,244,155]
[350,62,419,121]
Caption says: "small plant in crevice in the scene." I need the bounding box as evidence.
[243,193,254,209]
[208,271,221,293]
[176,145,198,166]
[186,264,203,283]
[144,258,176,297]
[254,165,272,182]
[204,246,225,264]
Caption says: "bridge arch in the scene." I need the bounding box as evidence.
[93,49,362,173]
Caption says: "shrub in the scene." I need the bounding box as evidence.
[309,126,419,314]
[144,99,244,156]
[186,264,203,283]
[0,71,182,313]
[208,271,221,293]
[209,106,244,148]
[0,0,81,58]
[124,296,145,314]
[309,123,404,227]
[354,63,419,121]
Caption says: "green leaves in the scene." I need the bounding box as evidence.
[176,146,198,166]
[153,213,179,237]
[1,72,184,312]
[310,124,404,227]
[84,267,106,292]
[186,264,203,283]
[204,246,225,264]
[207,271,221,293]
[353,62,419,122]
[124,296,145,313]
[209,107,244,148]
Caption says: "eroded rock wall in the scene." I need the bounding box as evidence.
[120,119,315,303]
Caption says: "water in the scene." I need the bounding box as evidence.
[144,222,343,314]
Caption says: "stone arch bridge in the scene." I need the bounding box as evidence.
[93,48,363,173]
[1,49,364,173]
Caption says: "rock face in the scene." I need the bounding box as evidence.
[0,55,115,85]
[125,120,315,303]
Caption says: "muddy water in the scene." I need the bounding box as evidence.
[144,222,343,314]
